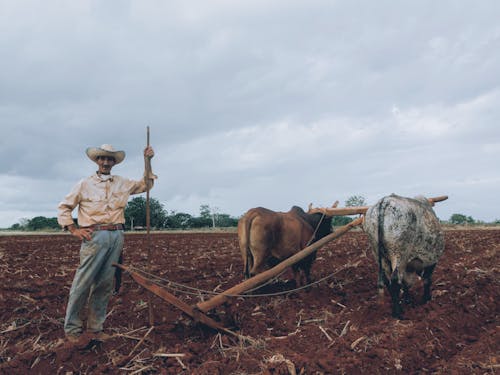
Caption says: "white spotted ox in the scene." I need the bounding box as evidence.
[363,194,444,318]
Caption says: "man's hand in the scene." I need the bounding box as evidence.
[68,225,93,241]
[143,146,157,185]
[144,146,154,158]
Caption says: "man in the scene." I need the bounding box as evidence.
[57,143,155,345]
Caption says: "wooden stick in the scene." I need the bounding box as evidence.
[319,325,333,341]
[114,263,259,345]
[309,195,448,216]
[145,126,154,327]
[128,326,154,357]
[196,216,364,312]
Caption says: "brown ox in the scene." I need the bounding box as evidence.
[238,206,333,286]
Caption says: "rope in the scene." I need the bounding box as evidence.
[127,261,354,299]
[126,213,328,298]
[305,211,327,247]
[124,212,347,300]
[128,265,287,296]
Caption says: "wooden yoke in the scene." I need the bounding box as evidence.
[196,216,364,313]
[308,195,448,216]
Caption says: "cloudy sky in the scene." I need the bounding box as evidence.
[1,1,499,228]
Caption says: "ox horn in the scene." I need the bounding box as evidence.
[427,195,448,206]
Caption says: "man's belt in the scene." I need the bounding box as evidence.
[85,224,124,231]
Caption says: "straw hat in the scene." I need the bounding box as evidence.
[86,144,126,164]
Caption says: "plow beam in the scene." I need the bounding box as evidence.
[113,263,228,332]
[196,216,364,313]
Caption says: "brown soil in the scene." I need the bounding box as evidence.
[0,229,498,374]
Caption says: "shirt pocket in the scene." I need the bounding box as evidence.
[111,191,129,209]
[80,191,107,216]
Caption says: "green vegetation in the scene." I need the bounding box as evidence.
[449,213,476,225]
[345,195,367,207]
[125,197,168,229]
[9,216,60,231]
[8,199,239,231]
[6,195,498,231]
[331,195,367,227]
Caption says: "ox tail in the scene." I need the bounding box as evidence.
[376,198,402,285]
[377,198,404,318]
[377,197,389,296]
[238,212,255,279]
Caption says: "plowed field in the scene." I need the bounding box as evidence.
[0,228,498,374]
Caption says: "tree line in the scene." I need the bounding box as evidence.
[8,197,238,231]
[6,195,499,231]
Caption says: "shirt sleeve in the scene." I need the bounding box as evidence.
[128,175,155,195]
[57,180,83,227]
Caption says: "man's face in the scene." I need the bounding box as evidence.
[96,156,116,175]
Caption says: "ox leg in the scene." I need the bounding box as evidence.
[295,267,310,288]
[303,266,312,286]
[402,282,412,305]
[377,270,386,297]
[244,252,252,279]
[249,252,267,278]
[422,264,436,303]
[296,254,315,287]
[389,270,403,318]
[291,265,301,288]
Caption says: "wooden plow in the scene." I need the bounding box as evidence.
[114,195,448,336]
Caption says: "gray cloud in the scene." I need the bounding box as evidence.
[0,1,499,227]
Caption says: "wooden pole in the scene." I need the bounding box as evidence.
[196,216,364,313]
[114,263,258,343]
[145,126,154,326]
[309,196,448,216]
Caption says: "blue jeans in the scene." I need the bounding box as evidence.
[64,230,124,335]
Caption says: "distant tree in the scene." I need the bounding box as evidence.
[450,213,475,225]
[199,204,211,220]
[328,195,366,228]
[199,204,228,228]
[191,216,211,228]
[166,212,193,229]
[345,195,367,207]
[26,216,59,230]
[170,205,239,229]
[125,197,167,229]
[194,204,213,228]
[216,213,239,227]
[18,218,29,230]
[331,216,352,227]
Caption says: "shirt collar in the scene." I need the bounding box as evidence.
[93,173,114,182]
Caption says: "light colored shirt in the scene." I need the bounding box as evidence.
[57,173,151,227]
